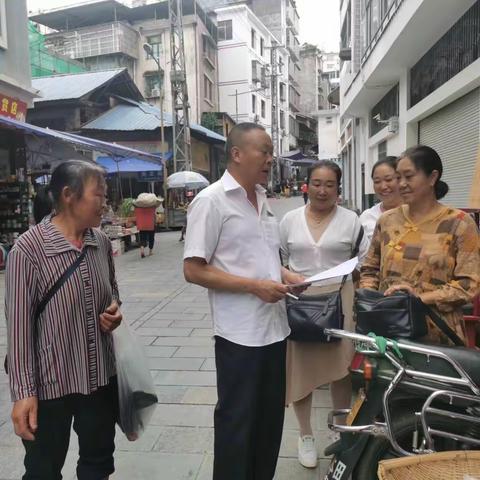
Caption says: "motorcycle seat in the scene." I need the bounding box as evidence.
[398,339,480,389]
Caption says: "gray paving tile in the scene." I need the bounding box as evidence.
[152,426,213,454]
[174,346,215,358]
[199,358,216,371]
[274,457,330,479]
[190,329,214,337]
[147,313,206,322]
[143,346,178,358]
[171,320,212,329]
[134,318,172,328]
[152,336,214,347]
[111,451,204,480]
[136,327,193,337]
[150,404,214,427]
[154,386,189,404]
[147,357,204,371]
[115,425,162,452]
[154,371,216,387]
[182,386,217,405]
[137,335,158,346]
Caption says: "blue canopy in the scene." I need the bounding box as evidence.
[96,154,171,175]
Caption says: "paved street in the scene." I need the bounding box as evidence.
[0,196,333,479]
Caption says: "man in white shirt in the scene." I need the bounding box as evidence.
[183,123,303,480]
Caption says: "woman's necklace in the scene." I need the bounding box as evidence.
[307,205,335,227]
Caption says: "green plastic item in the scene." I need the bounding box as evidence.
[367,332,404,360]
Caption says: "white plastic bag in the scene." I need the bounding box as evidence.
[112,321,158,441]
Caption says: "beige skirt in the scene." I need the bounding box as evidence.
[286,280,355,405]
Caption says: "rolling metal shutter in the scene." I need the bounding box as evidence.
[418,88,480,208]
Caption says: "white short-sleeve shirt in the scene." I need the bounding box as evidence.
[183,170,290,347]
[359,203,383,244]
[279,206,369,282]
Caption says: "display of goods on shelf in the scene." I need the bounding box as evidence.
[0,182,30,245]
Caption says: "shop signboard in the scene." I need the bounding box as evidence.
[137,170,163,182]
[0,93,28,121]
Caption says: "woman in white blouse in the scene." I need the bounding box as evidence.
[280,161,369,469]
[359,156,402,243]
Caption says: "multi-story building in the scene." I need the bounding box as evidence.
[214,4,290,153]
[203,0,302,150]
[29,0,219,124]
[0,0,37,175]
[339,0,480,210]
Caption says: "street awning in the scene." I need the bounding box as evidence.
[96,155,171,174]
[0,115,163,163]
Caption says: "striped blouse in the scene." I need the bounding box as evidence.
[5,215,120,401]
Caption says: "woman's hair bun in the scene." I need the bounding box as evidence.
[434,180,449,200]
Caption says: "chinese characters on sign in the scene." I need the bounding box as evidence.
[0,94,28,121]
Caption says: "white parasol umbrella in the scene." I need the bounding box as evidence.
[167,171,210,189]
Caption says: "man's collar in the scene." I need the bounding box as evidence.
[221,170,266,195]
[41,215,99,257]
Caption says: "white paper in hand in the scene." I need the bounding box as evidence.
[289,257,359,287]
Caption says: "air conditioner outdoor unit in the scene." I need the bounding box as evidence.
[388,116,399,133]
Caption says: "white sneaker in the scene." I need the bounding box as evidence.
[297,435,318,468]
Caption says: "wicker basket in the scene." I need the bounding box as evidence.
[378,451,480,480]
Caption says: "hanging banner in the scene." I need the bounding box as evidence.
[0,93,28,121]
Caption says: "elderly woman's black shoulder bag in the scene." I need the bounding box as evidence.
[286,227,364,342]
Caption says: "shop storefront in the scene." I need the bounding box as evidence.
[0,115,163,268]
[0,95,30,260]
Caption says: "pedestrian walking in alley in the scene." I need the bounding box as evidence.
[5,160,123,480]
[359,156,402,244]
[301,182,308,204]
[360,145,480,345]
[279,161,369,469]
[133,193,162,258]
[183,123,304,480]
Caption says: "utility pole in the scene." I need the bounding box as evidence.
[269,41,282,187]
[169,0,192,172]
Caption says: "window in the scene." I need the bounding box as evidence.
[279,82,286,102]
[0,1,8,49]
[260,37,265,57]
[204,75,213,102]
[252,94,256,114]
[261,99,266,118]
[145,34,162,59]
[144,72,163,97]
[369,83,399,136]
[202,35,215,65]
[218,20,232,41]
[378,141,387,161]
[280,110,285,129]
[251,28,256,50]
[279,57,284,74]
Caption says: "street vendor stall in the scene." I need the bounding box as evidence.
[166,171,209,228]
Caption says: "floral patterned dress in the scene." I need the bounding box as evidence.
[360,205,480,344]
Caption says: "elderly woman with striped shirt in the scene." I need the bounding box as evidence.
[5,160,122,480]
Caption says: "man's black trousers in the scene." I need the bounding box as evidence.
[213,336,287,480]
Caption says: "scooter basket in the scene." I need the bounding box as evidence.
[378,451,480,480]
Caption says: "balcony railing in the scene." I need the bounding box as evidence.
[45,22,138,60]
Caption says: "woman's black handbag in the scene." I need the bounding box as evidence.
[286,228,364,343]
[355,288,465,346]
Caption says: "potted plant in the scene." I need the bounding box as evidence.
[119,198,135,227]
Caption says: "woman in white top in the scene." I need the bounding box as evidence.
[360,156,402,243]
[279,161,369,469]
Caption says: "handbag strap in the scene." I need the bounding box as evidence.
[421,302,465,347]
[340,226,364,289]
[34,249,87,320]
[4,249,87,375]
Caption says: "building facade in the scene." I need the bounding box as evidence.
[339,0,480,210]
[214,4,290,154]
[29,0,219,124]
[0,0,37,184]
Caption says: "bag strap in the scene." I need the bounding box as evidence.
[421,302,465,347]
[5,249,87,375]
[34,250,87,320]
[340,226,364,289]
